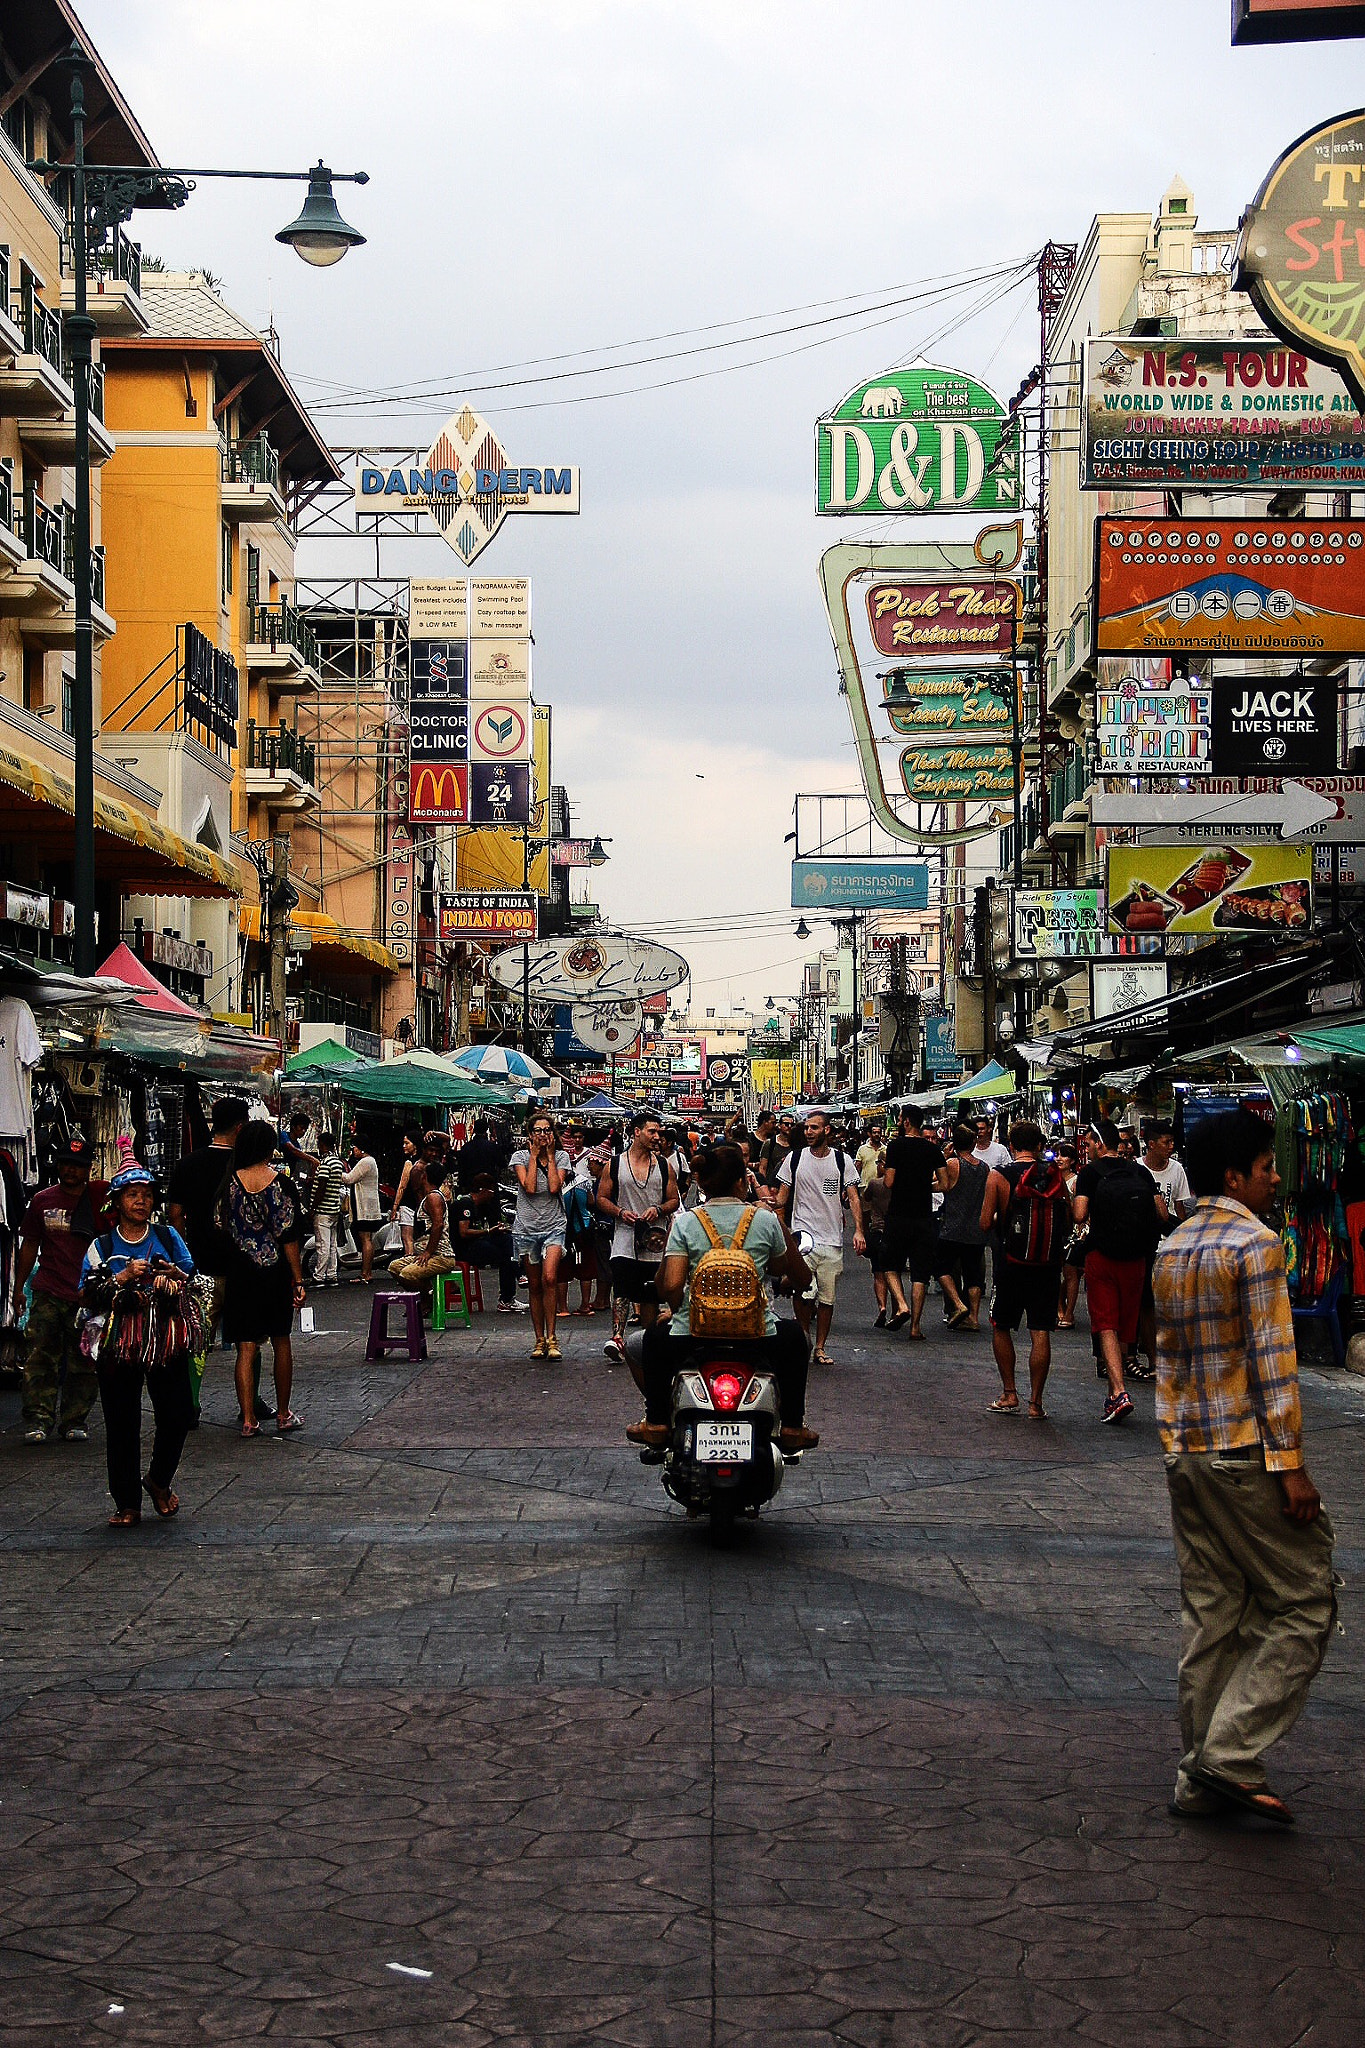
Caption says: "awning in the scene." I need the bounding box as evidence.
[951,1059,1019,1101]
[1291,1019,1365,1061]
[238,903,401,974]
[1046,952,1323,1048]
[0,744,240,897]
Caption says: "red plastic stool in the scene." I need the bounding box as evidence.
[365,1291,427,1363]
[456,1262,484,1312]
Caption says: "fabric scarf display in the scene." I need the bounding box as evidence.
[81,1257,201,1373]
[1282,1092,1352,1307]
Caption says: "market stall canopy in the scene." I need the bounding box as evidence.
[573,1090,631,1114]
[1290,1019,1365,1062]
[0,747,240,897]
[951,1059,1017,1101]
[450,1044,551,1086]
[238,905,401,975]
[285,1038,372,1078]
[337,1049,513,1110]
[96,943,203,1018]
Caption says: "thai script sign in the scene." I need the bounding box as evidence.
[1106,843,1313,936]
[1082,337,1365,488]
[1237,111,1365,411]
[1131,775,1365,844]
[900,743,1014,801]
[868,580,1018,656]
[816,365,1019,516]
[790,860,930,910]
[879,667,1011,735]
[1095,516,1365,656]
[1096,673,1212,768]
[438,892,539,941]
[355,408,579,566]
[925,1012,962,1074]
[1012,889,1113,959]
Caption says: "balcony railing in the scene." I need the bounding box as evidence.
[247,597,318,671]
[0,247,9,326]
[0,459,12,539]
[60,354,104,422]
[19,486,102,597]
[62,225,143,300]
[1049,744,1090,820]
[14,276,63,375]
[25,486,63,573]
[223,436,280,491]
[246,719,316,786]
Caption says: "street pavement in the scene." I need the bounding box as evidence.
[2,1252,1364,2047]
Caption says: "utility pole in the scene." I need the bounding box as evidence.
[521,823,532,1051]
[265,833,292,1047]
[65,58,97,975]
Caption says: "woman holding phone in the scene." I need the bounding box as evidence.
[510,1113,571,1360]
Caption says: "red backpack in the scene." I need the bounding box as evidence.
[1000,1159,1070,1267]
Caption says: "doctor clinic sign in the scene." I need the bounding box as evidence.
[816,365,1020,516]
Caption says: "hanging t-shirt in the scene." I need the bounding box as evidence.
[0,998,42,1142]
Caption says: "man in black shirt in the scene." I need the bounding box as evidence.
[456,1119,508,1191]
[881,1104,948,1340]
[450,1172,519,1309]
[167,1095,259,1421]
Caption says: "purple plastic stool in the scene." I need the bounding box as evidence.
[365,1291,427,1363]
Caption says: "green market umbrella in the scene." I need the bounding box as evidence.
[286,1039,371,1079]
[337,1049,513,1110]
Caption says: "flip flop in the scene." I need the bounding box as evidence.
[813,1351,834,1365]
[240,1421,261,1439]
[988,1397,1020,1414]
[1026,1405,1048,1421]
[905,1329,926,1342]
[275,1411,304,1436]
[1189,1770,1295,1826]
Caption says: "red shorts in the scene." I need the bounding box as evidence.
[1085,1251,1145,1344]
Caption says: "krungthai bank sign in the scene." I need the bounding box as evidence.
[354,404,580,565]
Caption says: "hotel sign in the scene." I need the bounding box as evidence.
[355,406,579,566]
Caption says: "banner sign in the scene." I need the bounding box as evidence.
[1211,674,1338,774]
[384,751,414,965]
[867,579,1018,656]
[1106,843,1313,935]
[1091,960,1169,1020]
[880,667,1011,736]
[750,1058,800,1099]
[1081,336,1365,489]
[1012,888,1112,959]
[1095,516,1365,656]
[1096,673,1211,769]
[899,742,1014,801]
[1133,774,1365,844]
[408,577,531,824]
[438,892,539,941]
[791,859,930,910]
[1237,111,1365,411]
[816,364,1020,517]
[356,409,580,567]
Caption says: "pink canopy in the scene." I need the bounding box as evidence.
[95,941,204,1018]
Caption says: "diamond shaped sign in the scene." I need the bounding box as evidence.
[354,406,581,565]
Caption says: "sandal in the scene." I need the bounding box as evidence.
[240,1420,261,1439]
[108,1508,141,1528]
[1026,1405,1048,1421]
[1189,1769,1295,1826]
[988,1396,1020,1414]
[813,1351,834,1366]
[142,1478,180,1518]
[275,1411,304,1436]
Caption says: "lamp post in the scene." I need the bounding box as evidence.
[43,44,367,975]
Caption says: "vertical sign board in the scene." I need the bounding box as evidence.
[408,578,533,826]
[385,746,414,964]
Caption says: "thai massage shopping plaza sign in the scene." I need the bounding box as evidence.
[816,365,1020,516]
[355,405,580,566]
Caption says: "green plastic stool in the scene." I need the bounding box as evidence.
[432,1269,472,1332]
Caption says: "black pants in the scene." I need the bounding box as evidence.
[640,1319,810,1427]
[98,1356,195,1514]
[463,1230,519,1304]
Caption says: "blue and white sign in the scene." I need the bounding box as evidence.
[925,1013,962,1075]
[791,860,930,910]
[355,405,580,566]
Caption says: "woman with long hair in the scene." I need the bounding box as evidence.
[221,1120,306,1438]
[510,1112,571,1360]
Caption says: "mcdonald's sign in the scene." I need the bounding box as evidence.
[410,762,470,823]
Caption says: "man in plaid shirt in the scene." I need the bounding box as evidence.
[1154,1107,1335,1827]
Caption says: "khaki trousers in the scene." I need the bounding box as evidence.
[1164,1449,1336,1788]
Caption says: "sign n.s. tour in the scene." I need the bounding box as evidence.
[816,365,1019,517]
[1237,110,1365,411]
[355,404,580,565]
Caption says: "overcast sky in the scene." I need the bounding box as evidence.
[83,0,1346,1007]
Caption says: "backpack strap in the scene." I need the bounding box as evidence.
[694,1208,724,1252]
[732,1204,759,1252]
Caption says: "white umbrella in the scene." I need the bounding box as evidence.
[449,1043,551,1086]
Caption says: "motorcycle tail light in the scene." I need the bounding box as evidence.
[708,1372,745,1412]
[683,1374,711,1407]
[740,1377,763,1406]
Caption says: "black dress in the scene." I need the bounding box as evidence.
[221,1175,301,1343]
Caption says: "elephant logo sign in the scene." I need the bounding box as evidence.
[860,385,904,419]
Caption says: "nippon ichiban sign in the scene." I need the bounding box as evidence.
[1094,516,1365,656]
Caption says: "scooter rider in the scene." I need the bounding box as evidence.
[627,1143,818,1454]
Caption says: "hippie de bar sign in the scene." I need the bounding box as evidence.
[1081,336,1365,489]
[1094,517,1365,656]
[355,406,580,566]
[816,365,1020,517]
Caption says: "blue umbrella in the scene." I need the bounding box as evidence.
[449,1043,551,1085]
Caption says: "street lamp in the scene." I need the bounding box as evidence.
[587,835,611,867]
[41,44,367,976]
[794,919,811,941]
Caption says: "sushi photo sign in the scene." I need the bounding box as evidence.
[1106,843,1313,936]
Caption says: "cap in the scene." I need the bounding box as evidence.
[109,1163,155,1193]
[53,1135,94,1168]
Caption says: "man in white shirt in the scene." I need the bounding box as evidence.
[972,1116,1011,1174]
[777,1110,865,1365]
[855,1131,882,1189]
[1143,1122,1193,1228]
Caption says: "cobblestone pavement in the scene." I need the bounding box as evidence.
[2,1259,1364,2046]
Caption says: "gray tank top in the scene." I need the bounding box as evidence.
[610,1151,664,1263]
[936,1155,990,1245]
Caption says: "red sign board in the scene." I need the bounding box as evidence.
[867,580,1017,656]
[410,762,470,823]
[1095,516,1365,656]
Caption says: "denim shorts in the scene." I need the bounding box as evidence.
[513,1225,566,1264]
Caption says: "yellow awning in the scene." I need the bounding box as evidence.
[0,744,241,897]
[238,902,401,974]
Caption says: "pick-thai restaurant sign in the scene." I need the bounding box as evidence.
[1094,517,1365,656]
[1211,675,1338,774]
[1096,673,1212,769]
[355,407,580,566]
[1237,111,1365,412]
[1107,843,1313,936]
[868,581,1018,656]
[880,668,1011,736]
[1082,336,1365,488]
[816,365,1020,517]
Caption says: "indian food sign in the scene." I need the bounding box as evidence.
[1237,111,1365,411]
[816,365,1020,517]
[1094,516,1365,655]
[1106,844,1313,936]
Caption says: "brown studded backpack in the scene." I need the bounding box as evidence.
[687,1205,767,1340]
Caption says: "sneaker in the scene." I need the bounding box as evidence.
[1128,1359,1156,1382]
[1102,1391,1134,1425]
[604,1337,625,1366]
[254,1403,277,1424]
[59,1426,89,1442]
[496,1300,516,1314]
[23,1426,47,1444]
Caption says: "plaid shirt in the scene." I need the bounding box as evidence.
[1153,1196,1302,1472]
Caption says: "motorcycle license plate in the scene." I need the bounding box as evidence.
[695,1422,753,1463]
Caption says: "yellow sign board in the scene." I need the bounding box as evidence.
[1106,842,1312,936]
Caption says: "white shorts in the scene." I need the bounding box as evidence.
[397,1205,415,1229]
[808,1245,844,1307]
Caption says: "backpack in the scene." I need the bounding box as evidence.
[1087,1160,1162,1260]
[688,1205,768,1340]
[1001,1159,1071,1267]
